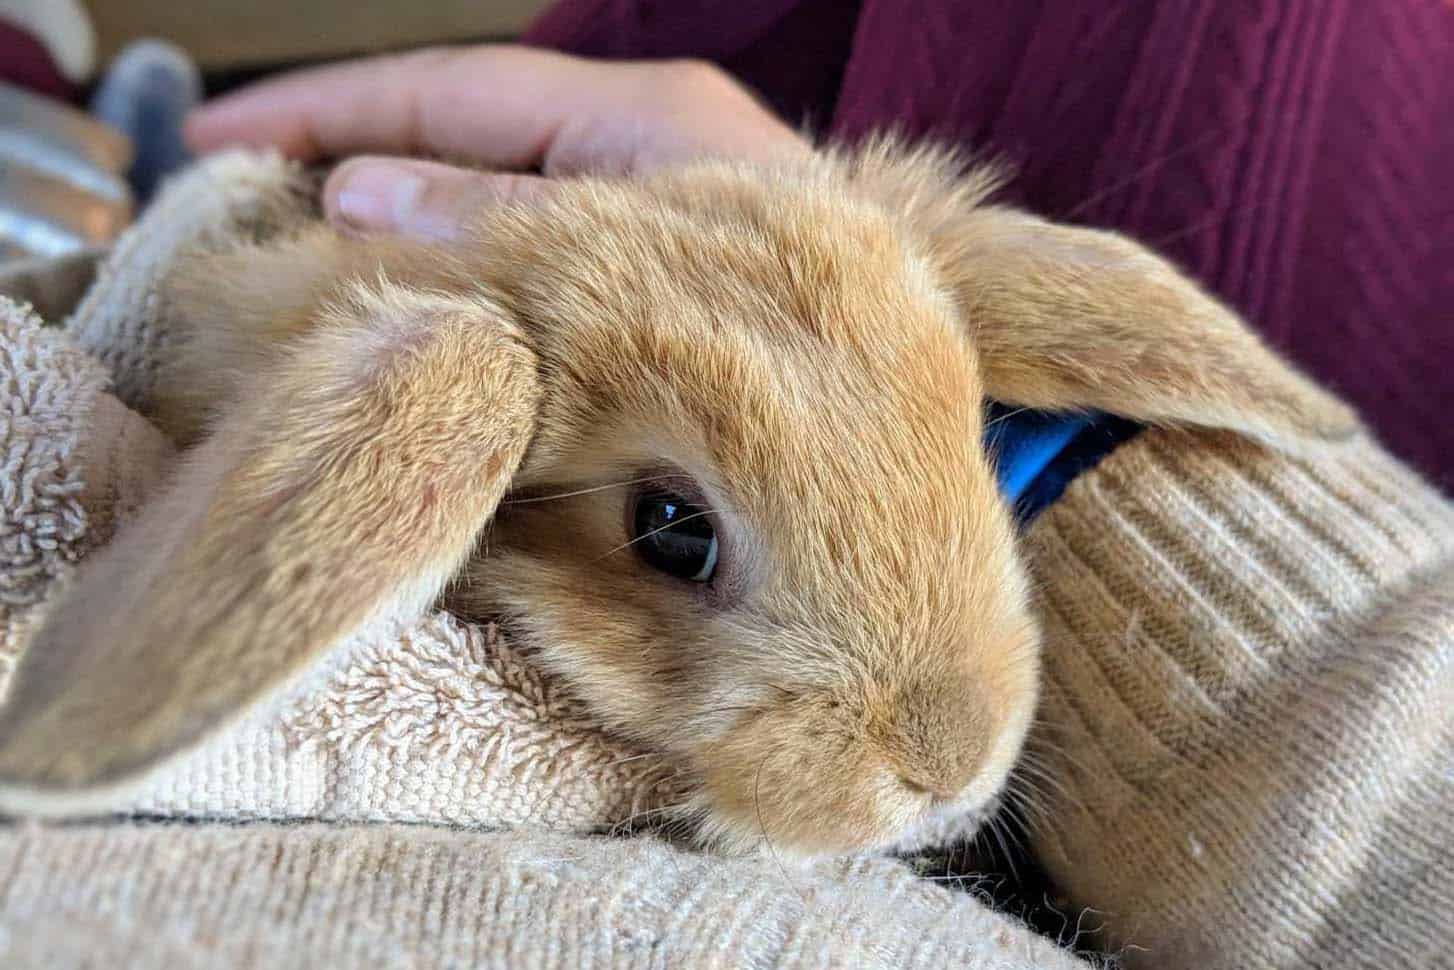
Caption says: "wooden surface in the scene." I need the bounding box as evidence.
[84,0,550,70]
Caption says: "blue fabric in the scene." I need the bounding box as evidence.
[984,406,1094,501]
[984,403,1143,525]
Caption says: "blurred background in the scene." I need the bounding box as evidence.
[2,0,1450,492]
[14,1,548,86]
[0,0,549,311]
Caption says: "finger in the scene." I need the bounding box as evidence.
[323,157,551,240]
[184,45,646,167]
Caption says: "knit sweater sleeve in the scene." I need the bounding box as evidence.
[0,822,1094,970]
[1023,427,1454,969]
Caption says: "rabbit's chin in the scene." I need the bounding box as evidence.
[879,794,1004,856]
[673,786,1002,862]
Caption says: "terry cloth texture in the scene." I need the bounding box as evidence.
[525,0,1454,492]
[2,149,1453,969]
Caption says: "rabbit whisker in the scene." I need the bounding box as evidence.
[755,749,809,907]
[602,751,659,767]
[977,810,1022,882]
[983,405,1032,431]
[1058,123,1237,222]
[606,801,690,838]
[503,473,686,505]
[594,508,737,563]
[1147,194,1276,250]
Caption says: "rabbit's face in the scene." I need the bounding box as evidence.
[0,143,1357,841]
[450,167,1040,855]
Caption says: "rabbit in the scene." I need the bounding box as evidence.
[0,138,1357,857]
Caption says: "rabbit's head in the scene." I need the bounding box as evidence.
[0,140,1357,856]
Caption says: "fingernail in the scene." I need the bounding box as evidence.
[334,162,425,231]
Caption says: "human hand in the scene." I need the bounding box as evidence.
[184,45,810,240]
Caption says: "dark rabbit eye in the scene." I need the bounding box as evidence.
[632,491,718,582]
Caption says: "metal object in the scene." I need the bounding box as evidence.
[0,81,133,263]
[0,159,130,258]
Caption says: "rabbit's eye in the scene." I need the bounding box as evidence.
[632,491,718,582]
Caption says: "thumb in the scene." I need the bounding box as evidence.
[324,156,550,239]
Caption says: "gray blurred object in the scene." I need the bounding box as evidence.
[90,39,201,203]
[0,81,130,198]
[0,157,129,257]
[0,80,133,265]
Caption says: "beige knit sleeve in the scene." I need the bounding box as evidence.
[0,822,1094,970]
[1022,428,1454,969]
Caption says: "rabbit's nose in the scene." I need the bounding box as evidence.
[896,770,961,802]
[889,738,982,804]
[876,677,991,804]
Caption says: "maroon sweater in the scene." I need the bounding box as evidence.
[527,0,1454,491]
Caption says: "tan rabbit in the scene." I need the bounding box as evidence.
[0,139,1357,856]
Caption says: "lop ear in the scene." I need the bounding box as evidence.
[838,138,1358,450]
[0,281,539,812]
[946,210,1358,449]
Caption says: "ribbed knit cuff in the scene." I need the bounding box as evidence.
[1023,427,1454,969]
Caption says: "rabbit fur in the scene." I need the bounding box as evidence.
[0,138,1356,857]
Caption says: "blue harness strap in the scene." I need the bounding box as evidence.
[983,403,1143,525]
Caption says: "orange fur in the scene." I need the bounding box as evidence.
[0,139,1357,855]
